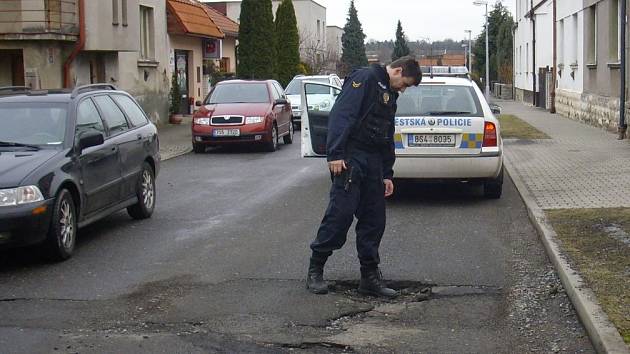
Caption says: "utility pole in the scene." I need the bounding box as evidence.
[465,29,472,72]
[550,0,557,113]
[474,0,490,102]
[619,0,627,139]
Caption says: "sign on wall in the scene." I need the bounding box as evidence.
[203,39,222,59]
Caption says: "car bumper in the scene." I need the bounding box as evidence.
[393,154,503,180]
[192,132,272,145]
[292,111,302,122]
[0,199,54,248]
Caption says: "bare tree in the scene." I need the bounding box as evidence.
[299,28,330,74]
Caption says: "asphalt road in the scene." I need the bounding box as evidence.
[0,135,595,353]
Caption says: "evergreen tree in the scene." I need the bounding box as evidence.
[340,0,367,76]
[274,0,300,87]
[472,2,513,85]
[496,19,514,83]
[391,20,410,61]
[237,0,276,79]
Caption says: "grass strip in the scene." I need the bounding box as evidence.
[546,208,630,344]
[498,114,551,139]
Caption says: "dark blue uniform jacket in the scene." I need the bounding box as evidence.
[326,64,396,180]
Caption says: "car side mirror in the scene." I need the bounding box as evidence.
[489,104,502,115]
[195,100,203,107]
[78,131,104,151]
[274,98,288,106]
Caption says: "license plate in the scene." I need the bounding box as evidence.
[408,134,456,147]
[213,129,240,137]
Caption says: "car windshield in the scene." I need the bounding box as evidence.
[0,102,68,146]
[285,78,329,95]
[207,84,269,104]
[396,85,483,117]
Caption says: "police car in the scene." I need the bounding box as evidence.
[300,66,503,199]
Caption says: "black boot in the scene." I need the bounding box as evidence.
[306,256,328,294]
[358,267,398,298]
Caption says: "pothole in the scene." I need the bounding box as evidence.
[328,280,501,304]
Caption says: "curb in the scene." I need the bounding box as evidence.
[160,147,193,162]
[504,157,629,354]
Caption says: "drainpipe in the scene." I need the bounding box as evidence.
[619,0,627,139]
[63,0,85,88]
[550,0,557,113]
[531,0,537,107]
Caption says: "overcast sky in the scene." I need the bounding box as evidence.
[318,0,516,42]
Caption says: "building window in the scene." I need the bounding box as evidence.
[609,0,620,61]
[317,20,320,39]
[45,0,62,30]
[220,57,229,72]
[140,6,155,60]
[518,45,523,74]
[122,0,128,26]
[572,14,578,64]
[586,5,597,64]
[526,43,529,76]
[558,19,564,65]
[112,0,119,25]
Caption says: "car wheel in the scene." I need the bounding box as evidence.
[44,189,77,261]
[127,162,156,219]
[265,124,278,152]
[193,142,205,154]
[483,167,503,199]
[283,119,294,145]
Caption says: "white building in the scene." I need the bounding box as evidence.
[554,0,585,120]
[326,25,344,59]
[513,0,628,131]
[513,0,555,107]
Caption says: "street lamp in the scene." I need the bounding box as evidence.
[464,29,472,73]
[473,0,490,102]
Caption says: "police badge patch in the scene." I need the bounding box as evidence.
[383,92,390,104]
[352,81,362,88]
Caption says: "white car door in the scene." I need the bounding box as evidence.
[300,81,342,157]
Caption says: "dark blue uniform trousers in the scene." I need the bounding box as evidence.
[311,149,386,269]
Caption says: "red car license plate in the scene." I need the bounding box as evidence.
[213,129,240,137]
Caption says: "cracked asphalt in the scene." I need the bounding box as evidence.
[0,136,595,353]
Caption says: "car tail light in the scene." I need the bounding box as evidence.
[483,121,497,147]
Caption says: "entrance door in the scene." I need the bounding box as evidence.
[1,50,25,86]
[537,67,547,109]
[175,50,189,114]
[11,52,24,86]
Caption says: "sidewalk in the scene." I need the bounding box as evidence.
[157,117,192,161]
[500,100,630,353]
[501,100,630,209]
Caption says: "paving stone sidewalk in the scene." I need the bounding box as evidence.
[499,100,630,209]
[157,118,192,161]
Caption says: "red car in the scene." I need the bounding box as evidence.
[192,80,294,152]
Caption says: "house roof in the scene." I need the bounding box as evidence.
[202,4,239,37]
[167,0,224,39]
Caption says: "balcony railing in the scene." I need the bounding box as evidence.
[0,0,78,39]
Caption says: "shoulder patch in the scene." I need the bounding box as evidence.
[352,81,362,89]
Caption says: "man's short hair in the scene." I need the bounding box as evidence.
[390,56,422,86]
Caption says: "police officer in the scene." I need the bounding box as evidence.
[306,56,422,298]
